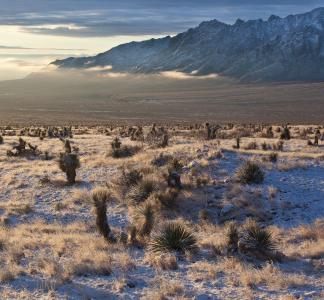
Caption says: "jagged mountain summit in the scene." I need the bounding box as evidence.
[53,8,324,82]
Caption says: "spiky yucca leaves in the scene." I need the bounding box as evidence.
[149,221,197,253]
[92,187,115,243]
[59,153,80,184]
[236,161,264,184]
[133,201,155,236]
[239,220,277,259]
[126,179,155,204]
[225,221,239,254]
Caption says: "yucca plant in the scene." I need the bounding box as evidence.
[239,220,277,259]
[133,201,155,236]
[126,179,155,204]
[59,153,80,184]
[92,187,115,243]
[149,221,197,253]
[236,161,264,184]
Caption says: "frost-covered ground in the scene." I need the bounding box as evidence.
[0,125,323,299]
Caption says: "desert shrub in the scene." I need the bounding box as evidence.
[154,188,179,209]
[273,141,284,151]
[146,126,169,148]
[165,158,183,189]
[126,179,156,204]
[151,153,173,167]
[116,168,143,189]
[239,220,277,259]
[132,201,155,236]
[167,158,183,173]
[198,209,211,223]
[261,142,270,151]
[236,161,264,184]
[245,141,258,150]
[149,221,197,253]
[110,137,140,158]
[268,152,278,163]
[195,175,210,188]
[92,187,115,243]
[280,127,291,140]
[225,221,239,254]
[59,153,80,184]
[261,126,274,138]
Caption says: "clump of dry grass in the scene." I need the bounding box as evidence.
[143,277,185,300]
[144,252,178,271]
[236,160,264,184]
[152,188,179,210]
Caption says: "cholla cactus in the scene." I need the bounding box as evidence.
[59,153,80,184]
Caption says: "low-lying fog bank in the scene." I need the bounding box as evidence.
[0,70,324,125]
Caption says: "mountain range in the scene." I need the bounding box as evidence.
[52,8,324,82]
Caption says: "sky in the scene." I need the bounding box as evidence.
[0,0,323,81]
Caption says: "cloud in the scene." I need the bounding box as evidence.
[0,45,85,51]
[161,71,218,80]
[0,1,322,37]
